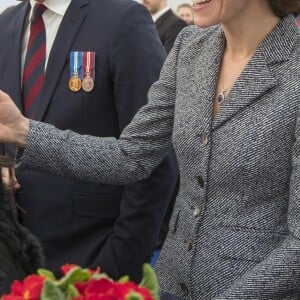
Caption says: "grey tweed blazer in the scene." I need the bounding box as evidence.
[18,15,300,299]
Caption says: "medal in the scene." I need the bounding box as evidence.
[69,73,82,92]
[69,51,82,92]
[82,74,94,92]
[82,51,95,92]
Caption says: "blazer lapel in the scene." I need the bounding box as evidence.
[191,27,224,134]
[212,15,298,130]
[10,2,30,111]
[211,51,277,130]
[35,0,89,121]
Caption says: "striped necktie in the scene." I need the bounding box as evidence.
[22,3,47,118]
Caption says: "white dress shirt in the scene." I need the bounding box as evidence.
[152,6,170,22]
[21,0,71,76]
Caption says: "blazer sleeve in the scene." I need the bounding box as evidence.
[16,15,195,185]
[88,3,178,282]
[215,112,300,299]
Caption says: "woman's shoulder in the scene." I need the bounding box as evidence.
[178,24,221,44]
[173,24,222,58]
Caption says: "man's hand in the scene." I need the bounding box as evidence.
[0,90,29,147]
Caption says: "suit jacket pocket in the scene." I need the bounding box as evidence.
[72,193,121,219]
[215,227,287,263]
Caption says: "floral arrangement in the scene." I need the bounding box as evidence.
[1,263,159,300]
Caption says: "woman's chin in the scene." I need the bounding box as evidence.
[193,15,219,28]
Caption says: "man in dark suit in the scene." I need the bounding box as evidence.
[0,0,178,282]
[142,0,187,53]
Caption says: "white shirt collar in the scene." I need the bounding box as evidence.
[152,6,170,22]
[29,0,71,17]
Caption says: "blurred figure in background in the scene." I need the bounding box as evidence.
[142,0,187,53]
[176,3,194,25]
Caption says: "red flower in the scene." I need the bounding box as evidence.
[75,279,116,297]
[118,282,153,300]
[61,264,79,275]
[2,264,156,300]
[74,279,154,300]
[61,264,100,276]
[2,275,45,300]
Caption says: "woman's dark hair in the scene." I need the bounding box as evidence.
[269,0,300,17]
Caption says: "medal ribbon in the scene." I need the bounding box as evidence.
[82,51,95,80]
[70,51,83,79]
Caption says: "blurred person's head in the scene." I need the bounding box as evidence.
[177,3,194,25]
[142,0,168,15]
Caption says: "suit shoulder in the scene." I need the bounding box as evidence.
[89,0,152,27]
[178,25,221,48]
[0,3,24,25]
[90,0,147,15]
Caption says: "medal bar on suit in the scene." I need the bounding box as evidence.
[69,51,82,92]
[82,51,95,92]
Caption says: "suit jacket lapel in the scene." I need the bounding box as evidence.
[191,27,224,134]
[35,0,89,121]
[211,50,277,130]
[10,2,30,111]
[212,15,298,130]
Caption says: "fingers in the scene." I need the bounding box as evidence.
[0,90,29,146]
[1,167,20,191]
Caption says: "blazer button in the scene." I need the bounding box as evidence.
[193,207,201,217]
[197,176,204,188]
[179,282,188,294]
[187,240,193,251]
[200,132,209,145]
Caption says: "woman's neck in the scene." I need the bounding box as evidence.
[222,4,280,60]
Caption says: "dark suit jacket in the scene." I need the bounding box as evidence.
[0,0,178,282]
[155,9,187,53]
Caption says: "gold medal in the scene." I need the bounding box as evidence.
[82,75,94,92]
[69,74,82,92]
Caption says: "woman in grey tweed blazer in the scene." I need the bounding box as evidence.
[0,0,300,299]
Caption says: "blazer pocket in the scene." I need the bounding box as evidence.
[72,193,121,219]
[216,227,287,263]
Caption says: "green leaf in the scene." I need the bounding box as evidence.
[91,272,110,280]
[66,284,79,299]
[140,263,159,300]
[126,291,144,300]
[118,275,129,283]
[40,280,65,300]
[37,269,56,281]
[57,267,90,291]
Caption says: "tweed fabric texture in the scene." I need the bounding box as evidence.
[18,16,300,299]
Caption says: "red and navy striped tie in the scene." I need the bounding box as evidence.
[22,3,47,118]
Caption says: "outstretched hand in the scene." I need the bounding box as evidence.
[0,90,29,147]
